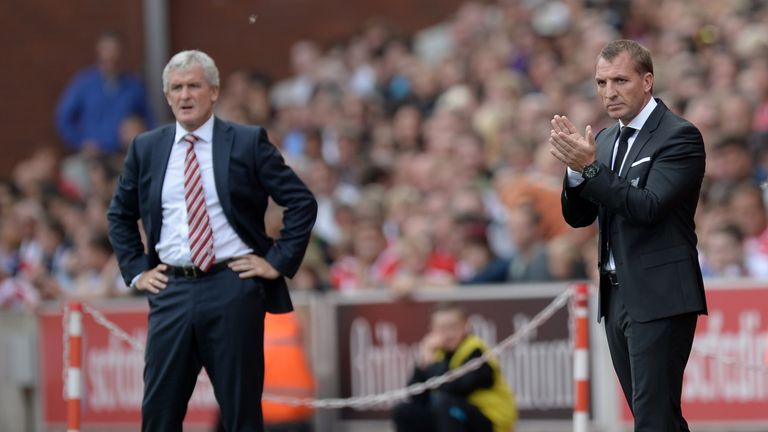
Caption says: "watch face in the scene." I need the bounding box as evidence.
[583,164,598,178]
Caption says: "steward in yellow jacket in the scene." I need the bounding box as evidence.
[392,302,517,432]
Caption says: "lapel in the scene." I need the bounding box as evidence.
[212,117,234,220]
[619,98,667,178]
[595,124,619,245]
[148,126,175,243]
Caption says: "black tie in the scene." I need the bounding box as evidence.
[612,126,636,174]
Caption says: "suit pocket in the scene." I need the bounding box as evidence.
[640,245,690,268]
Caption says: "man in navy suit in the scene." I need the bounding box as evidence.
[551,40,707,431]
[107,50,317,431]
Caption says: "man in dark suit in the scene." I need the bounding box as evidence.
[550,40,707,431]
[107,50,317,431]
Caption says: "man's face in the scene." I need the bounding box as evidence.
[430,309,467,352]
[96,37,121,75]
[595,51,653,124]
[165,65,219,131]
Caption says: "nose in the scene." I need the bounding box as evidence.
[605,82,618,99]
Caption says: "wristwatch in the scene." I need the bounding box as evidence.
[581,161,600,180]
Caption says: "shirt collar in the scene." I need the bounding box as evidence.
[619,96,657,132]
[174,115,215,144]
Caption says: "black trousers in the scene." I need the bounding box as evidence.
[142,269,266,432]
[604,282,697,432]
[392,392,493,432]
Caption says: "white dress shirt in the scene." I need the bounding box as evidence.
[566,97,658,271]
[155,115,252,266]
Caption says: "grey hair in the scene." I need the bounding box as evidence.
[162,50,220,92]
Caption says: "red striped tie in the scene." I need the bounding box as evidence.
[182,134,216,271]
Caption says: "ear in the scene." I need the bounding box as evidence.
[643,72,654,93]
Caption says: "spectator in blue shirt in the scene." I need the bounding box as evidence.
[55,31,154,154]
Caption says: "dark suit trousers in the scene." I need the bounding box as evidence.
[604,281,697,432]
[142,269,266,432]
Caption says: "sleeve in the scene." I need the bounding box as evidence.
[560,128,607,228]
[438,348,495,397]
[578,124,705,226]
[561,173,599,228]
[406,362,448,405]
[107,138,150,285]
[566,167,586,187]
[254,128,318,278]
[55,75,85,150]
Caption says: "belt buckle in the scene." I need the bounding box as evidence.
[182,266,199,278]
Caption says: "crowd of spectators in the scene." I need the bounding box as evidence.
[3,0,768,310]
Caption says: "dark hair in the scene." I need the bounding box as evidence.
[599,39,654,76]
[431,301,467,318]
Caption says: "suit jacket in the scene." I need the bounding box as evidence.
[561,99,707,322]
[107,118,317,313]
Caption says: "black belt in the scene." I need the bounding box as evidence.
[163,260,231,279]
[605,271,619,287]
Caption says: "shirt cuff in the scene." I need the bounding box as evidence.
[130,273,143,289]
[566,167,585,187]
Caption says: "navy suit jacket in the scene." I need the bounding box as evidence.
[561,99,707,322]
[107,118,317,313]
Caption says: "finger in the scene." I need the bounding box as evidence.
[549,148,570,166]
[586,125,595,147]
[229,261,254,272]
[556,132,586,154]
[550,133,576,156]
[154,272,168,283]
[558,116,578,134]
[141,282,160,294]
[237,269,261,279]
[228,257,247,267]
[551,117,564,133]
[229,257,257,270]
[553,115,568,134]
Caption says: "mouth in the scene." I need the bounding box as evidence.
[606,103,623,110]
[180,104,194,113]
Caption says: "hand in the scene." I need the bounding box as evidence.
[549,115,596,172]
[228,254,281,280]
[418,332,444,367]
[135,264,169,294]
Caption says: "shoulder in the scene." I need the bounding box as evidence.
[218,119,266,138]
[223,120,277,149]
[119,72,148,89]
[659,110,703,141]
[68,66,101,87]
[653,99,701,135]
[460,335,489,352]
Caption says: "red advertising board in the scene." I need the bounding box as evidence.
[38,303,218,429]
[335,286,575,421]
[619,283,768,423]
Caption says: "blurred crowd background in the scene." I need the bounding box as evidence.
[3,0,768,310]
